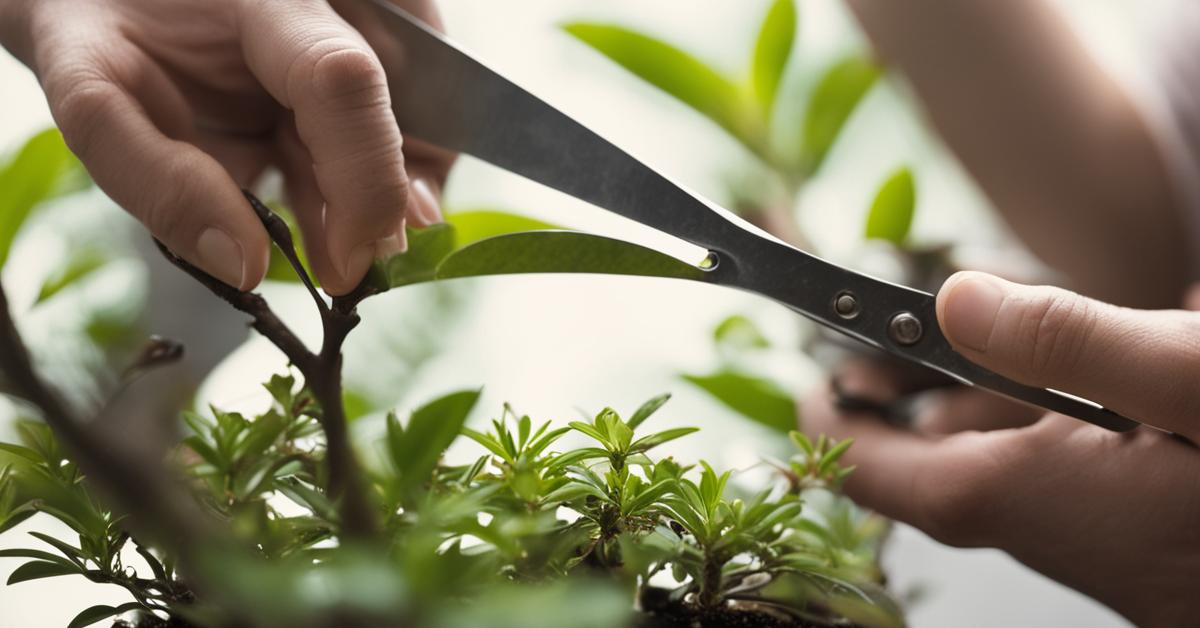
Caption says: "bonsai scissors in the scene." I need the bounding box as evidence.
[359,0,1137,432]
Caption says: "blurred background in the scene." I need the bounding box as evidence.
[0,0,1171,625]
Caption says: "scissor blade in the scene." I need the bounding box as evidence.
[362,0,741,253]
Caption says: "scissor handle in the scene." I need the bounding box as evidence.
[711,232,1139,432]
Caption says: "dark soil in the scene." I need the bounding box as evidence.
[636,587,849,628]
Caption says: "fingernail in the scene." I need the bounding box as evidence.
[409,178,442,226]
[343,240,377,285]
[941,273,1007,352]
[197,228,245,289]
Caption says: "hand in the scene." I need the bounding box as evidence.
[802,271,1200,626]
[0,0,451,294]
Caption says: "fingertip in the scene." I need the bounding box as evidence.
[936,271,1008,353]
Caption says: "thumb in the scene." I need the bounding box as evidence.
[935,271,1200,438]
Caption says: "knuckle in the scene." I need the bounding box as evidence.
[47,73,119,160]
[1017,290,1097,380]
[290,39,388,109]
[134,151,202,243]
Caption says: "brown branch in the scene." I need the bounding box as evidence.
[0,281,216,554]
[155,192,377,538]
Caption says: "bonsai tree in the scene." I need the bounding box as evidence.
[0,2,931,625]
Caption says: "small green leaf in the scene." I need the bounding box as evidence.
[34,248,108,304]
[568,421,611,449]
[817,438,854,474]
[713,315,770,352]
[462,428,512,463]
[629,427,699,453]
[448,210,561,247]
[437,231,706,282]
[683,371,797,433]
[800,55,880,175]
[67,602,144,628]
[6,559,79,585]
[393,390,481,500]
[0,129,86,268]
[263,204,311,284]
[864,167,916,245]
[563,23,764,155]
[752,0,797,115]
[627,393,671,430]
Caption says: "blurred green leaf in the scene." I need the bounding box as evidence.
[0,129,85,267]
[563,23,764,156]
[448,210,560,247]
[713,314,770,352]
[35,248,108,304]
[67,603,144,628]
[800,55,880,175]
[390,390,481,501]
[682,371,796,433]
[752,0,797,115]
[863,167,915,245]
[342,388,373,423]
[6,559,79,585]
[437,231,705,282]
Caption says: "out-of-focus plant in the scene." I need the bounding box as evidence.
[562,1,935,428]
[2,378,896,627]
[563,0,914,248]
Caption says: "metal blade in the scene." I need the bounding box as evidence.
[357,0,1138,433]
[361,0,744,252]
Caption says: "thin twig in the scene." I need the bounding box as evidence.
[155,191,377,538]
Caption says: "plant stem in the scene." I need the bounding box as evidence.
[698,550,724,608]
[0,282,214,552]
[155,192,378,539]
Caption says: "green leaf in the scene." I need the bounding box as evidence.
[0,443,43,465]
[361,223,458,292]
[629,427,699,453]
[6,559,79,585]
[817,438,854,475]
[563,23,764,155]
[752,0,797,115]
[462,427,512,463]
[392,390,481,500]
[568,421,610,449]
[683,371,797,433]
[800,55,880,175]
[448,210,561,247]
[713,315,770,352]
[34,248,108,304]
[67,602,144,628]
[863,167,916,245]
[627,393,671,430]
[0,129,85,267]
[437,231,706,282]
[0,548,78,567]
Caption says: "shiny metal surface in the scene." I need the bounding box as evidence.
[360,0,1137,432]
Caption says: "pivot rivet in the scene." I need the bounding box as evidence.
[833,291,860,320]
[889,312,923,345]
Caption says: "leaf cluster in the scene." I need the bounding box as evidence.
[1,383,897,627]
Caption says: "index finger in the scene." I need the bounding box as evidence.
[237,0,407,294]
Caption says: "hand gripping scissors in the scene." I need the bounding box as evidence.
[358,0,1137,432]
